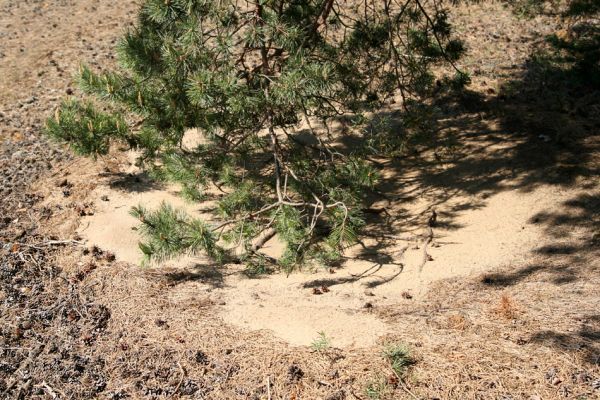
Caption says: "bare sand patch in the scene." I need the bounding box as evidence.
[76,166,571,348]
[79,183,203,266]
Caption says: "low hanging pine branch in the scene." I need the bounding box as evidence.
[46,0,466,270]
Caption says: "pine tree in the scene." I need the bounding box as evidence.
[45,0,466,269]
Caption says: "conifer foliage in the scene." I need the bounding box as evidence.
[46,0,465,268]
[510,0,599,86]
[548,0,599,85]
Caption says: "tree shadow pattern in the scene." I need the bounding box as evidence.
[347,40,600,280]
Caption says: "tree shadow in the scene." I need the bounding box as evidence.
[102,171,163,193]
[480,192,599,287]
[529,314,600,366]
[301,259,405,290]
[302,228,412,289]
[481,262,581,287]
[329,37,600,286]
[155,263,230,289]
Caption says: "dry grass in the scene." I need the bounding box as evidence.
[493,293,520,320]
[30,197,595,399]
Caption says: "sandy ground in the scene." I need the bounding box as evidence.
[1,0,599,399]
[76,147,587,348]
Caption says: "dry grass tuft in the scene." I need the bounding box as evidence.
[493,293,519,320]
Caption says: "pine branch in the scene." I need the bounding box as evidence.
[45,0,466,268]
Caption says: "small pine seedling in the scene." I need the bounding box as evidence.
[383,343,414,377]
[310,331,331,352]
[365,376,391,400]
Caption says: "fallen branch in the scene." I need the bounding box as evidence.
[362,232,418,242]
[171,361,186,398]
[251,228,277,252]
[391,367,421,400]
[18,239,85,250]
[417,210,436,273]
[417,226,433,273]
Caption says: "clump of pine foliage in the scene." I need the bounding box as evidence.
[46,0,466,269]
[549,0,599,85]
[509,0,599,86]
